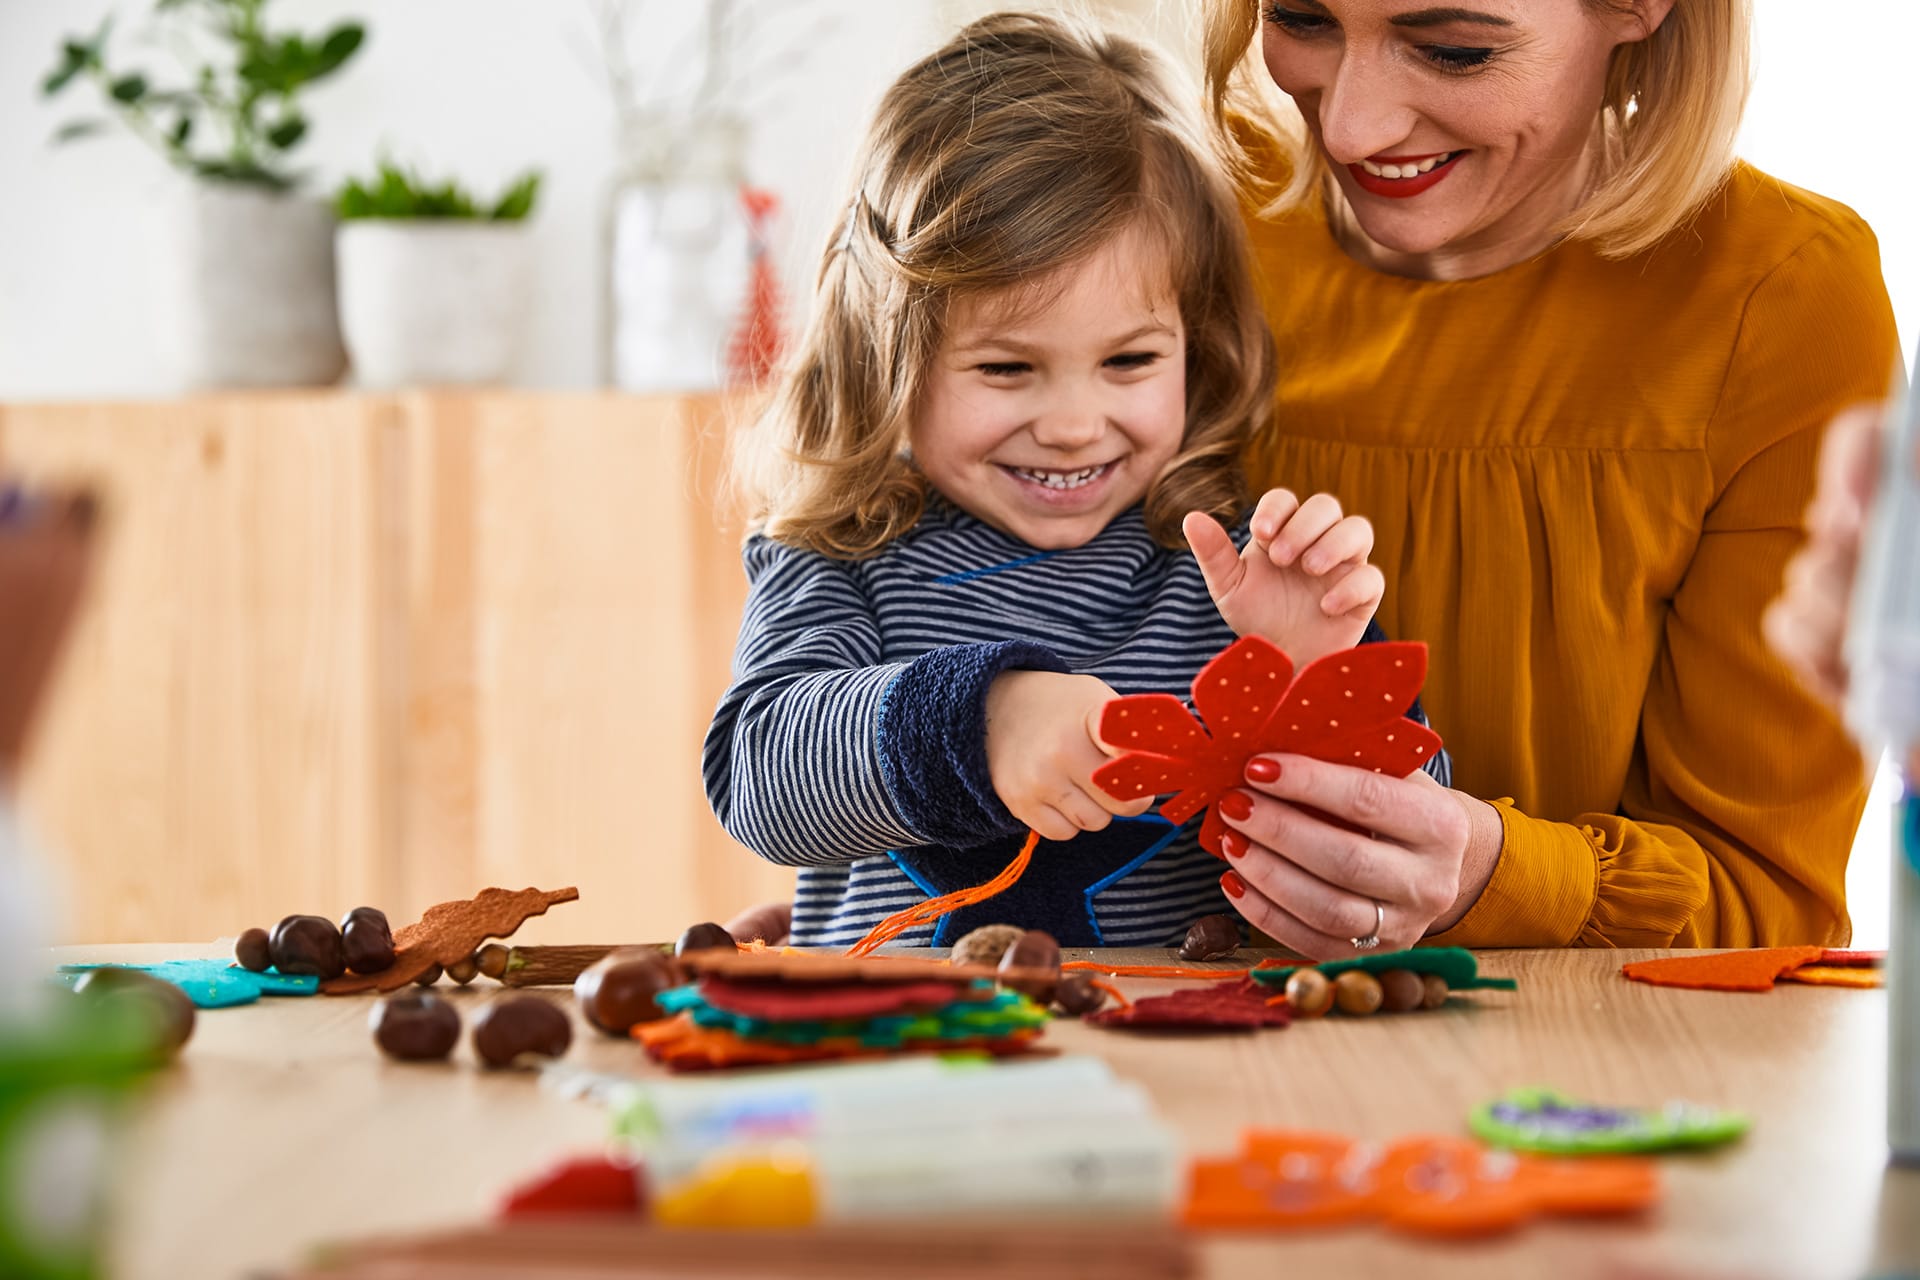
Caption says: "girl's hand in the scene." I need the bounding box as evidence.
[1214,753,1503,959]
[984,670,1154,842]
[1185,489,1385,668]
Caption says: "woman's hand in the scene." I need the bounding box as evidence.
[1763,403,1885,709]
[1186,489,1385,668]
[984,670,1154,842]
[1214,753,1503,958]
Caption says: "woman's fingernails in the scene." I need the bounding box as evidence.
[1217,790,1254,822]
[1219,830,1249,859]
[1220,870,1247,899]
[1245,757,1281,784]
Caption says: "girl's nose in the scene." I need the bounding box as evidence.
[1315,50,1419,166]
[1029,404,1107,451]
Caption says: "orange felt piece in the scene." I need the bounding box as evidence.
[1780,966,1886,989]
[1619,946,1828,992]
[1183,1131,1658,1238]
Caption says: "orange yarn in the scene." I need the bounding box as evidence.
[845,830,1041,958]
[1061,961,1253,981]
[1088,978,1132,1010]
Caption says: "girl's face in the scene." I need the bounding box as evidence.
[1260,0,1665,275]
[912,230,1187,550]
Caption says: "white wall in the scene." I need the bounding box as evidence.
[0,0,941,397]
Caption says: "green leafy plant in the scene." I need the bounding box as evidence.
[335,164,543,222]
[41,0,364,192]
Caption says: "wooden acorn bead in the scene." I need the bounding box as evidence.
[1421,973,1450,1009]
[1332,970,1384,1016]
[1377,968,1425,1013]
[1283,968,1333,1017]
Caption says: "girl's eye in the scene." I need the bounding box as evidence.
[977,362,1030,378]
[1263,4,1332,34]
[1422,45,1495,72]
[1105,352,1160,371]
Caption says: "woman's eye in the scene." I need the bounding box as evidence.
[1263,4,1332,34]
[1422,45,1495,71]
[977,362,1030,378]
[1105,352,1160,371]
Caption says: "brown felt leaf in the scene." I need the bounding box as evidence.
[322,886,579,995]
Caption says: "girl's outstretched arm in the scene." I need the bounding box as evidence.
[702,537,1060,866]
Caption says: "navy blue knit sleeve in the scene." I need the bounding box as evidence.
[876,640,1068,849]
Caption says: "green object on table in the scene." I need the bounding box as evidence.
[0,1002,160,1280]
[1248,946,1518,991]
[55,959,318,1008]
[1469,1086,1749,1155]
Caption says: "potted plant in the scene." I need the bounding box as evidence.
[41,0,366,389]
[333,164,542,388]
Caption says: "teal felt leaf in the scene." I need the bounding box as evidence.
[58,959,319,1008]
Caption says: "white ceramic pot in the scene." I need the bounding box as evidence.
[165,185,348,388]
[336,222,533,389]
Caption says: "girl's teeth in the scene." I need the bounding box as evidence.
[1360,152,1453,179]
[1012,464,1106,490]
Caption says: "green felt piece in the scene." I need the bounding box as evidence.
[1247,946,1517,991]
[1469,1087,1749,1155]
[57,960,320,1009]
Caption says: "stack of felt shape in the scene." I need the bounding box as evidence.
[635,950,1054,1072]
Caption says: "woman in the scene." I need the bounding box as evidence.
[1199,0,1900,953]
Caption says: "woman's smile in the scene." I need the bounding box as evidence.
[1349,150,1464,198]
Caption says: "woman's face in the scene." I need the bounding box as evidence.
[1260,0,1667,270]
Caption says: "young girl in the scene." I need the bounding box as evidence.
[704,12,1447,949]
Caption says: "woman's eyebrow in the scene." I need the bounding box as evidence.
[1392,8,1513,28]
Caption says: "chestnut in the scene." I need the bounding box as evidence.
[370,991,460,1062]
[950,924,1023,969]
[340,906,395,975]
[1051,972,1106,1016]
[472,996,573,1068]
[574,949,680,1037]
[233,927,271,973]
[72,968,196,1062]
[269,914,346,980]
[1178,914,1241,962]
[998,929,1060,1003]
[674,922,736,956]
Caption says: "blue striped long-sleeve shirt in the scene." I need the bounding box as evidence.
[702,503,1450,948]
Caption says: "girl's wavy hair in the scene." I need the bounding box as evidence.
[1202,0,1752,259]
[738,10,1275,559]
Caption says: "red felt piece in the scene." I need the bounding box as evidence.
[697,977,974,1022]
[1818,949,1886,968]
[1093,637,1442,855]
[497,1156,644,1219]
[1086,977,1291,1030]
[1620,946,1828,992]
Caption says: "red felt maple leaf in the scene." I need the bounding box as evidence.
[1091,637,1442,856]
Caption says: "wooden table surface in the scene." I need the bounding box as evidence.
[62,944,1920,1280]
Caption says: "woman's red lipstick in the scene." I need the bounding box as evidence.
[1348,151,1462,199]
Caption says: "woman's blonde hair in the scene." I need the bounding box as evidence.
[1201,0,1753,259]
[741,11,1275,559]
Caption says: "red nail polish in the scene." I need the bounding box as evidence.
[1217,790,1254,822]
[1219,830,1249,859]
[1245,757,1281,784]
[1220,871,1247,899]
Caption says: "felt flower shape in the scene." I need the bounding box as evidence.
[1091,636,1443,857]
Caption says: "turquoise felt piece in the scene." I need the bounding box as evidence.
[1248,946,1517,991]
[57,960,319,1008]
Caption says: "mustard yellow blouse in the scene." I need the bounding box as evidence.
[1243,163,1900,947]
